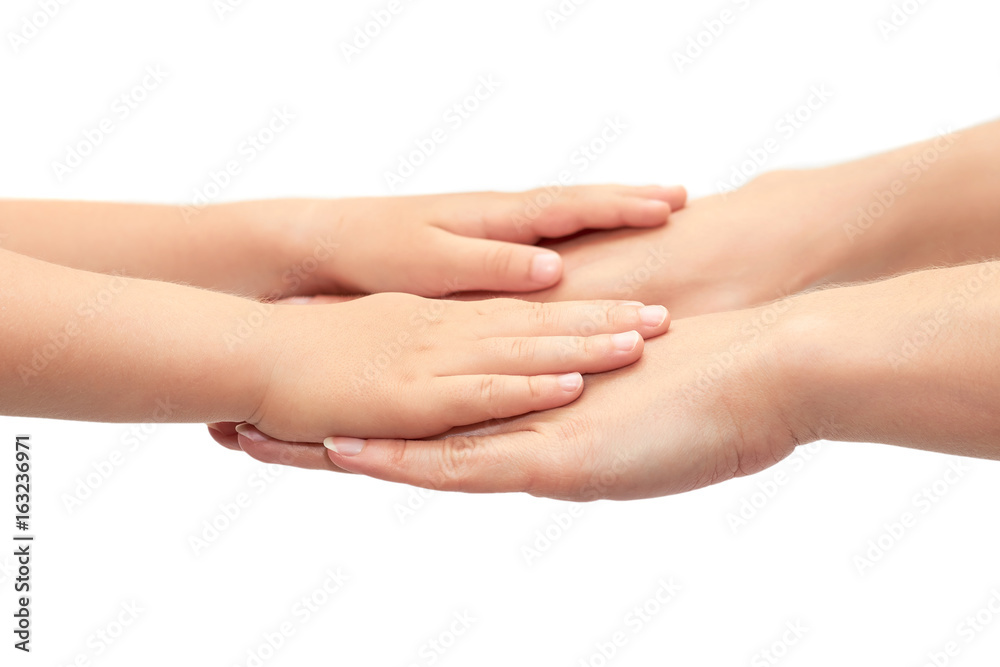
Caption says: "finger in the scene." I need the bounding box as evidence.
[439,330,643,375]
[435,372,584,426]
[615,185,688,210]
[323,430,545,494]
[235,424,354,473]
[207,422,242,451]
[432,232,564,292]
[472,299,670,339]
[503,193,670,241]
[464,185,686,242]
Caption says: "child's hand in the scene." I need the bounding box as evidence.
[271,185,686,298]
[245,294,670,443]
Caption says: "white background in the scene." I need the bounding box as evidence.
[2,0,1000,665]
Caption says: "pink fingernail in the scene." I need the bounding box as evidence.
[235,423,267,442]
[530,253,562,284]
[612,331,640,352]
[638,305,668,327]
[324,437,365,456]
[557,372,583,391]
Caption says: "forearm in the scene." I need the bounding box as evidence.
[816,119,1000,283]
[0,247,270,424]
[778,261,1000,458]
[0,199,332,298]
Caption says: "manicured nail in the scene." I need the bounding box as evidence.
[324,437,366,456]
[530,252,562,284]
[638,305,668,327]
[557,372,583,391]
[234,423,266,442]
[612,330,640,352]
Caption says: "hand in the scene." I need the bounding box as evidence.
[222,305,798,499]
[273,185,686,298]
[244,294,671,443]
[520,170,857,317]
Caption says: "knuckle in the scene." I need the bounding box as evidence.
[479,375,502,405]
[433,436,477,490]
[527,376,546,402]
[484,243,517,279]
[508,336,536,361]
[528,301,558,329]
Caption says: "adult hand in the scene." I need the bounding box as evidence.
[226,304,803,499]
[519,169,868,317]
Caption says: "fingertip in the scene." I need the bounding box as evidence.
[557,372,583,392]
[323,436,366,457]
[529,251,563,286]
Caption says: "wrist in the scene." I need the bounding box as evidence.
[209,199,346,299]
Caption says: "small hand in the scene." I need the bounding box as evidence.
[242,294,671,444]
[223,307,800,500]
[288,185,686,297]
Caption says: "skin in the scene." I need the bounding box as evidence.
[0,184,686,300]
[0,247,670,440]
[221,120,1000,499]
[231,261,1000,499]
[513,121,1000,317]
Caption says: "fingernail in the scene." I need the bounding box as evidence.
[234,423,266,442]
[281,296,313,305]
[324,437,366,456]
[612,331,640,352]
[641,199,671,212]
[557,372,583,391]
[530,253,562,284]
[638,305,668,327]
[623,301,645,307]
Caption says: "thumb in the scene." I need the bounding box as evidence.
[436,233,564,293]
[323,430,545,494]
